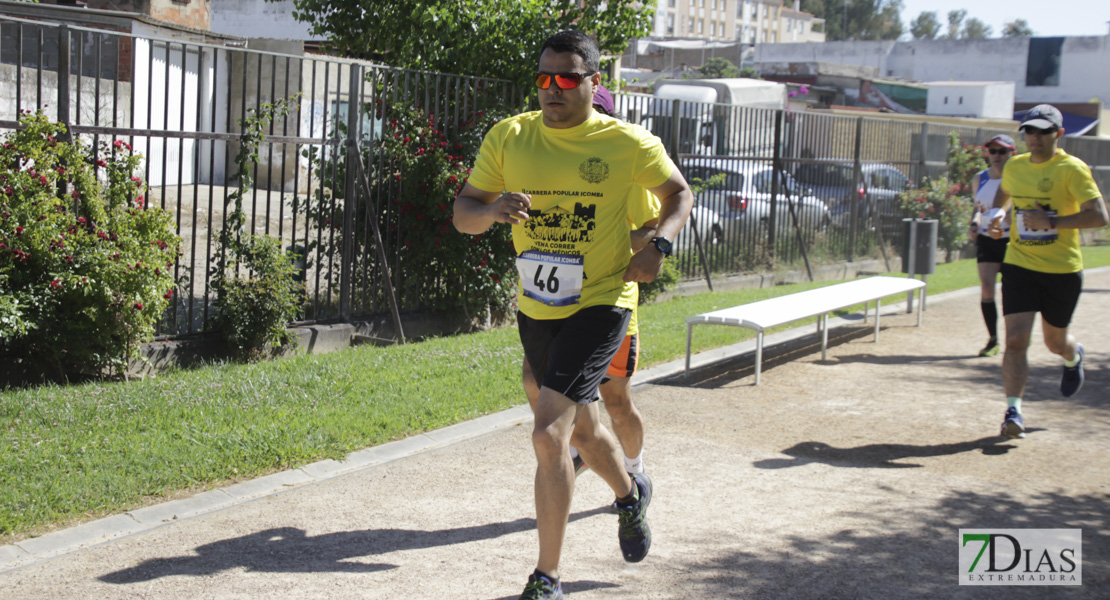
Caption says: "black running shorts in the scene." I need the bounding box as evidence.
[517,305,631,404]
[976,234,1009,264]
[1001,263,1083,328]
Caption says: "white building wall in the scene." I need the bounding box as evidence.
[755,37,1110,106]
[926,82,1015,119]
[209,0,315,40]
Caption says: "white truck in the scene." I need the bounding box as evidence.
[626,78,787,158]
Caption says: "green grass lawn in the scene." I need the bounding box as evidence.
[3,246,1109,541]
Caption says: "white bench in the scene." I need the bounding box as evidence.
[685,276,927,384]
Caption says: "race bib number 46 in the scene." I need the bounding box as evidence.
[516,250,584,307]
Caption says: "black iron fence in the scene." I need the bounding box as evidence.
[1,15,521,339]
[3,14,1108,340]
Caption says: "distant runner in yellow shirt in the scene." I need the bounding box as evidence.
[989,104,1108,439]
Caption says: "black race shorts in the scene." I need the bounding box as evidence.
[1001,263,1083,328]
[976,234,1009,264]
[517,305,631,404]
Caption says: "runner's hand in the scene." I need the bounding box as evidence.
[624,247,663,282]
[987,215,1004,239]
[491,192,531,225]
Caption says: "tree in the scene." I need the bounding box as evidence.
[696,57,741,79]
[945,9,966,39]
[268,0,653,90]
[909,11,941,40]
[800,0,903,41]
[1003,19,1035,37]
[962,18,992,40]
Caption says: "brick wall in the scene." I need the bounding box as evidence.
[85,0,210,31]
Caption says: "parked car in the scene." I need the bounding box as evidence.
[674,204,724,254]
[683,159,830,235]
[793,162,912,229]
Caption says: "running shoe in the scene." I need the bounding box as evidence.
[609,472,647,514]
[572,454,589,477]
[978,338,1000,357]
[1001,406,1025,439]
[1060,344,1085,397]
[519,570,562,600]
[617,472,653,562]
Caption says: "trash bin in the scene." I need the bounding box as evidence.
[901,218,937,276]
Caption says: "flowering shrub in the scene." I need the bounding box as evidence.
[0,112,180,378]
[213,98,304,361]
[302,98,516,324]
[898,132,984,261]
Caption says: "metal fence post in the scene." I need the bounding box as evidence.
[57,24,71,143]
[669,98,681,159]
[849,116,863,262]
[339,63,362,320]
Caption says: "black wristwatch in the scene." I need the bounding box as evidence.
[650,236,673,257]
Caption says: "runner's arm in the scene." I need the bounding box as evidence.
[624,170,693,282]
[453,183,531,234]
[1050,196,1109,230]
[631,218,659,253]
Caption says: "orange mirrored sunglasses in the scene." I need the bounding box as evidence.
[534,71,596,90]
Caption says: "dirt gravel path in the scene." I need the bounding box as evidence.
[2,272,1107,599]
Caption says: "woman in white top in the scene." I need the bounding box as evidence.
[967,134,1015,357]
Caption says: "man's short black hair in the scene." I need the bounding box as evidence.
[540,30,600,73]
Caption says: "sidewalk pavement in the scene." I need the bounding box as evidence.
[1,271,1108,599]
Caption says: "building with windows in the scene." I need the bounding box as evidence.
[651,0,824,44]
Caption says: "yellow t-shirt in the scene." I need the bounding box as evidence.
[626,186,662,336]
[1001,149,1102,274]
[468,110,674,319]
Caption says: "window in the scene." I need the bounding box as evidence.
[1026,37,1063,87]
[698,20,704,34]
[667,14,675,34]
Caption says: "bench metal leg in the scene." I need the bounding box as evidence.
[686,323,694,375]
[821,313,829,361]
[917,288,924,327]
[874,299,882,341]
[754,330,764,386]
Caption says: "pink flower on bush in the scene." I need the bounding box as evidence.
[49,279,61,289]
[133,302,143,310]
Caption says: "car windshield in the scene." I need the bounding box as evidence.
[796,163,852,186]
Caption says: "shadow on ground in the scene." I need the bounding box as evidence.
[684,489,1108,599]
[752,436,1020,469]
[99,507,609,584]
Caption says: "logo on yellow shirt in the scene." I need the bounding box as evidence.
[579,157,610,184]
[1037,178,1054,193]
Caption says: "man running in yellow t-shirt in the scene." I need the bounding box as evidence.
[989,104,1108,439]
[521,86,652,485]
[453,31,693,600]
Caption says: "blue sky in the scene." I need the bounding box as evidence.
[897,0,1110,38]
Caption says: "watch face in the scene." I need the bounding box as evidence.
[655,237,672,255]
